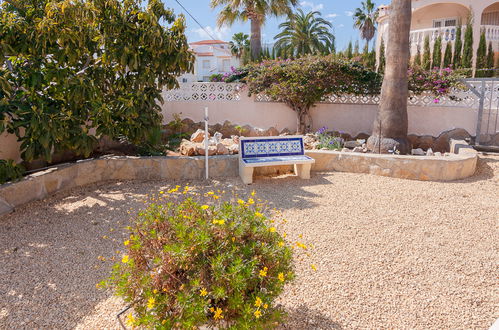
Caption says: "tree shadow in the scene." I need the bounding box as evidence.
[280,304,343,329]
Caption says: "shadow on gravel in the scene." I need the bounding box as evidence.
[280,304,343,329]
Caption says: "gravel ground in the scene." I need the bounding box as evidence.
[0,154,498,329]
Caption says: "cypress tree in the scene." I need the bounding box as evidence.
[475,31,487,77]
[443,42,453,68]
[432,36,442,68]
[367,49,376,70]
[378,38,385,73]
[486,42,495,77]
[346,41,353,59]
[414,44,422,67]
[453,25,462,67]
[461,23,473,72]
[422,35,431,70]
[354,40,360,56]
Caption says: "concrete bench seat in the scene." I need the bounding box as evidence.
[239,136,315,184]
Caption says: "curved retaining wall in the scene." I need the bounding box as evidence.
[0,152,477,216]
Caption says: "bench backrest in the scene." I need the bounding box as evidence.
[240,136,305,159]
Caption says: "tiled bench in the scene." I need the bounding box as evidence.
[239,136,315,184]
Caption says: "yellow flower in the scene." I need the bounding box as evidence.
[251,190,256,196]
[153,289,158,294]
[209,307,215,313]
[263,304,268,309]
[207,191,214,195]
[212,219,225,225]
[259,267,268,277]
[254,297,262,307]
[278,272,285,282]
[231,237,235,242]
[213,307,223,320]
[200,288,208,297]
[269,227,276,233]
[247,198,255,205]
[147,297,155,309]
[121,255,129,263]
[278,241,285,247]
[254,309,262,319]
[159,191,164,194]
[311,264,317,271]
[126,313,136,326]
[296,242,308,250]
[237,199,245,205]
[201,205,209,210]
[212,195,219,200]
[124,240,130,246]
[255,212,263,217]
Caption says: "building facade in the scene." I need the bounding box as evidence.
[376,0,499,69]
[179,40,240,82]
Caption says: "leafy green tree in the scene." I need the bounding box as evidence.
[453,25,462,67]
[422,35,431,70]
[442,42,453,68]
[229,32,250,64]
[414,45,422,67]
[475,31,487,77]
[353,0,379,53]
[0,0,193,162]
[487,42,495,77]
[211,0,297,60]
[432,36,442,68]
[461,23,473,71]
[378,38,386,73]
[274,9,334,57]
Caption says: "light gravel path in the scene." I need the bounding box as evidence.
[1,155,498,329]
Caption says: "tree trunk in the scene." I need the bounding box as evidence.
[367,0,411,154]
[296,108,312,134]
[250,17,262,61]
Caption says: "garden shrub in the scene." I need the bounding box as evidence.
[0,0,193,162]
[104,189,294,329]
[316,127,343,150]
[0,159,24,184]
[408,67,464,103]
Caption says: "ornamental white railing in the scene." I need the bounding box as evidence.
[164,82,479,108]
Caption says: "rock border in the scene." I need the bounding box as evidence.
[0,151,478,216]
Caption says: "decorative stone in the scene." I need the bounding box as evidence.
[426,148,434,156]
[216,143,229,155]
[341,148,351,152]
[411,148,425,156]
[191,129,208,143]
[213,132,223,144]
[228,144,239,154]
[433,128,471,153]
[344,140,361,149]
[435,152,442,157]
[265,127,279,136]
[0,197,13,216]
[352,146,363,153]
[280,128,292,135]
[196,145,217,156]
[231,135,240,144]
[179,139,197,156]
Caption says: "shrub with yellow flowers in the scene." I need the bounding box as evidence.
[104,189,294,329]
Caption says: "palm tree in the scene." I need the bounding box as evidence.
[211,0,297,61]
[353,0,378,51]
[229,32,250,58]
[366,0,411,154]
[274,9,334,57]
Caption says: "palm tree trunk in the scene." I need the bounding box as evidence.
[366,0,411,154]
[250,17,262,61]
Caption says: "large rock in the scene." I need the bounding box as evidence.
[196,145,217,156]
[179,139,197,156]
[354,132,370,141]
[265,127,279,136]
[344,140,362,149]
[228,144,239,154]
[216,143,229,155]
[433,128,471,153]
[191,129,208,143]
[219,121,239,137]
[280,128,292,135]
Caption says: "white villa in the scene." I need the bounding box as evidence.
[376,0,499,69]
[180,40,240,82]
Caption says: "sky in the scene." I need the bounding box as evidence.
[165,0,383,51]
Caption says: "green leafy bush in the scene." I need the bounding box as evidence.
[0,0,193,162]
[0,159,24,184]
[105,189,294,329]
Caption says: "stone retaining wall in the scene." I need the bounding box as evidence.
[0,151,478,216]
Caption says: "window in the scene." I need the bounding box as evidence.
[433,18,457,28]
[202,60,210,69]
